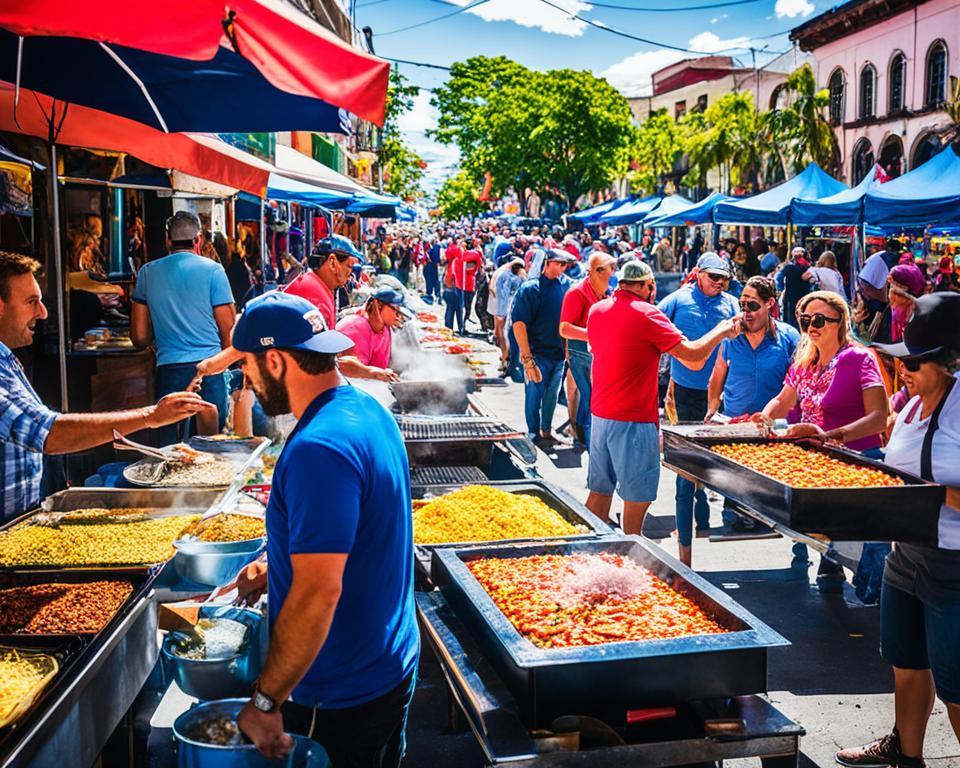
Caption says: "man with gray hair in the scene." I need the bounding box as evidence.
[131,210,236,444]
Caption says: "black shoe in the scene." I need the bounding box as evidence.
[835,730,914,767]
[730,515,757,532]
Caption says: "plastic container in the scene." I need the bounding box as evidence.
[173,540,264,587]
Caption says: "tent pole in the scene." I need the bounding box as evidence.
[48,142,69,411]
[260,198,267,284]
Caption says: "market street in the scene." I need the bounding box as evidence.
[401,378,960,768]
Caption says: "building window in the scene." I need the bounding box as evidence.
[879,135,904,178]
[852,139,874,184]
[675,100,687,120]
[888,52,906,113]
[926,40,948,107]
[859,64,876,119]
[695,94,708,112]
[828,68,845,124]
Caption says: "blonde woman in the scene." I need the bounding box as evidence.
[802,250,846,297]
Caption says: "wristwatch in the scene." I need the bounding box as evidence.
[252,681,278,713]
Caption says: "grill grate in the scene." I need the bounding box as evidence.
[397,416,522,442]
[410,466,488,486]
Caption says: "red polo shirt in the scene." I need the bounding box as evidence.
[455,249,484,292]
[587,289,684,423]
[282,270,336,329]
[560,278,605,328]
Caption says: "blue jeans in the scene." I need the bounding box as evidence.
[506,324,522,383]
[673,382,711,546]
[424,263,441,302]
[154,362,228,446]
[523,354,565,436]
[460,289,475,326]
[567,347,593,448]
[443,287,462,332]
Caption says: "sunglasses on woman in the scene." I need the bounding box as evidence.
[798,312,841,331]
[899,356,930,372]
[739,300,763,312]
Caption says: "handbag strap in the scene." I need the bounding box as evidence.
[920,378,956,481]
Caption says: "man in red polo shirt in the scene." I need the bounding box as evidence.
[586,260,739,538]
[283,235,360,328]
[559,252,616,447]
[457,239,485,329]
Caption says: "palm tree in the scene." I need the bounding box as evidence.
[782,64,841,176]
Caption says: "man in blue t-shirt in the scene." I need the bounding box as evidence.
[658,253,739,564]
[131,211,235,443]
[511,248,574,443]
[232,292,420,765]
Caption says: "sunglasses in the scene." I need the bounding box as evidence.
[739,300,763,312]
[703,272,727,283]
[798,313,842,331]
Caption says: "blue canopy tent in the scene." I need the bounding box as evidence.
[599,196,661,226]
[266,174,355,209]
[790,165,884,226]
[864,146,960,226]
[639,194,693,227]
[714,163,847,225]
[569,197,630,225]
[346,190,407,219]
[644,192,732,227]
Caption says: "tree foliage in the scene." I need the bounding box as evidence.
[629,109,680,195]
[379,68,426,201]
[436,169,486,219]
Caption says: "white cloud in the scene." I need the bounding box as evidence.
[774,0,815,18]
[688,31,752,53]
[446,0,591,37]
[710,14,728,23]
[397,91,438,134]
[600,49,685,97]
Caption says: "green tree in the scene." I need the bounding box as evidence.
[628,109,680,195]
[679,92,757,194]
[777,64,840,176]
[378,68,426,200]
[436,169,486,219]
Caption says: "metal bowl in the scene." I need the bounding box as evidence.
[174,537,266,556]
[173,698,330,768]
[173,541,265,587]
[162,608,265,701]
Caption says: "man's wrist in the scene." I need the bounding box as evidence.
[252,679,282,713]
[141,406,156,430]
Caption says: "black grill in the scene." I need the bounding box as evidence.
[396,416,522,442]
[410,466,488,486]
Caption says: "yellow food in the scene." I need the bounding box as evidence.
[0,514,200,567]
[187,513,265,543]
[412,485,583,545]
[0,648,57,726]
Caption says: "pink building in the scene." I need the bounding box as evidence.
[791,0,958,184]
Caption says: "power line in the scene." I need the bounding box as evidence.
[383,56,452,71]
[376,0,491,36]
[588,0,763,11]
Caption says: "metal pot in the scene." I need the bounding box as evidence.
[173,540,265,587]
[173,699,330,768]
[162,608,265,701]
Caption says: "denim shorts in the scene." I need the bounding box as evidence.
[880,551,960,703]
[587,417,660,503]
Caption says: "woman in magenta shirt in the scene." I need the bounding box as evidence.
[755,291,889,452]
[336,289,411,381]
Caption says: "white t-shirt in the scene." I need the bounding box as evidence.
[858,251,891,290]
[809,267,845,296]
[488,263,510,316]
[884,377,960,549]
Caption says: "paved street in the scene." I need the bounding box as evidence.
[405,377,960,768]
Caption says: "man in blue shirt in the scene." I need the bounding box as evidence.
[706,275,799,531]
[233,292,419,765]
[658,252,739,565]
[511,248,574,443]
[424,235,442,304]
[0,252,213,520]
[131,211,236,443]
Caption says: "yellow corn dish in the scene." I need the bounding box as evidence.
[412,485,582,545]
[0,647,58,728]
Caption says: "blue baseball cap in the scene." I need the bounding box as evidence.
[696,252,732,277]
[308,235,364,268]
[232,292,354,355]
[370,288,414,319]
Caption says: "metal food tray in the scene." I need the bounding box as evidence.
[430,537,788,727]
[390,379,476,414]
[0,489,221,572]
[662,430,944,544]
[123,437,270,489]
[399,415,526,468]
[0,570,153,639]
[411,480,615,584]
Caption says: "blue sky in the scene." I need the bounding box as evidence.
[354,0,821,193]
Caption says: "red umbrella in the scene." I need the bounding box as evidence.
[0,0,389,124]
[0,81,272,196]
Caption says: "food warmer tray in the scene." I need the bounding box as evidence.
[430,537,788,728]
[661,430,944,544]
[390,378,476,415]
[411,480,616,586]
[123,436,270,489]
[0,488,222,572]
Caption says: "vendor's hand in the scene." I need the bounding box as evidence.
[729,413,752,424]
[784,423,826,440]
[720,314,743,338]
[373,367,401,383]
[236,560,268,606]
[145,392,215,428]
[237,700,292,760]
[704,406,719,423]
[189,360,212,392]
[524,361,542,384]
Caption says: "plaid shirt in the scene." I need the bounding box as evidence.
[0,342,56,521]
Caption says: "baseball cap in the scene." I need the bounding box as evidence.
[232,291,354,355]
[874,293,960,360]
[696,252,732,277]
[545,248,576,264]
[370,288,414,319]
[617,259,654,283]
[310,235,363,266]
[889,263,926,298]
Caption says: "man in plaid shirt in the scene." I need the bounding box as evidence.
[0,252,216,520]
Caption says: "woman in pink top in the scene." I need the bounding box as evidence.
[336,289,411,381]
[755,291,889,452]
